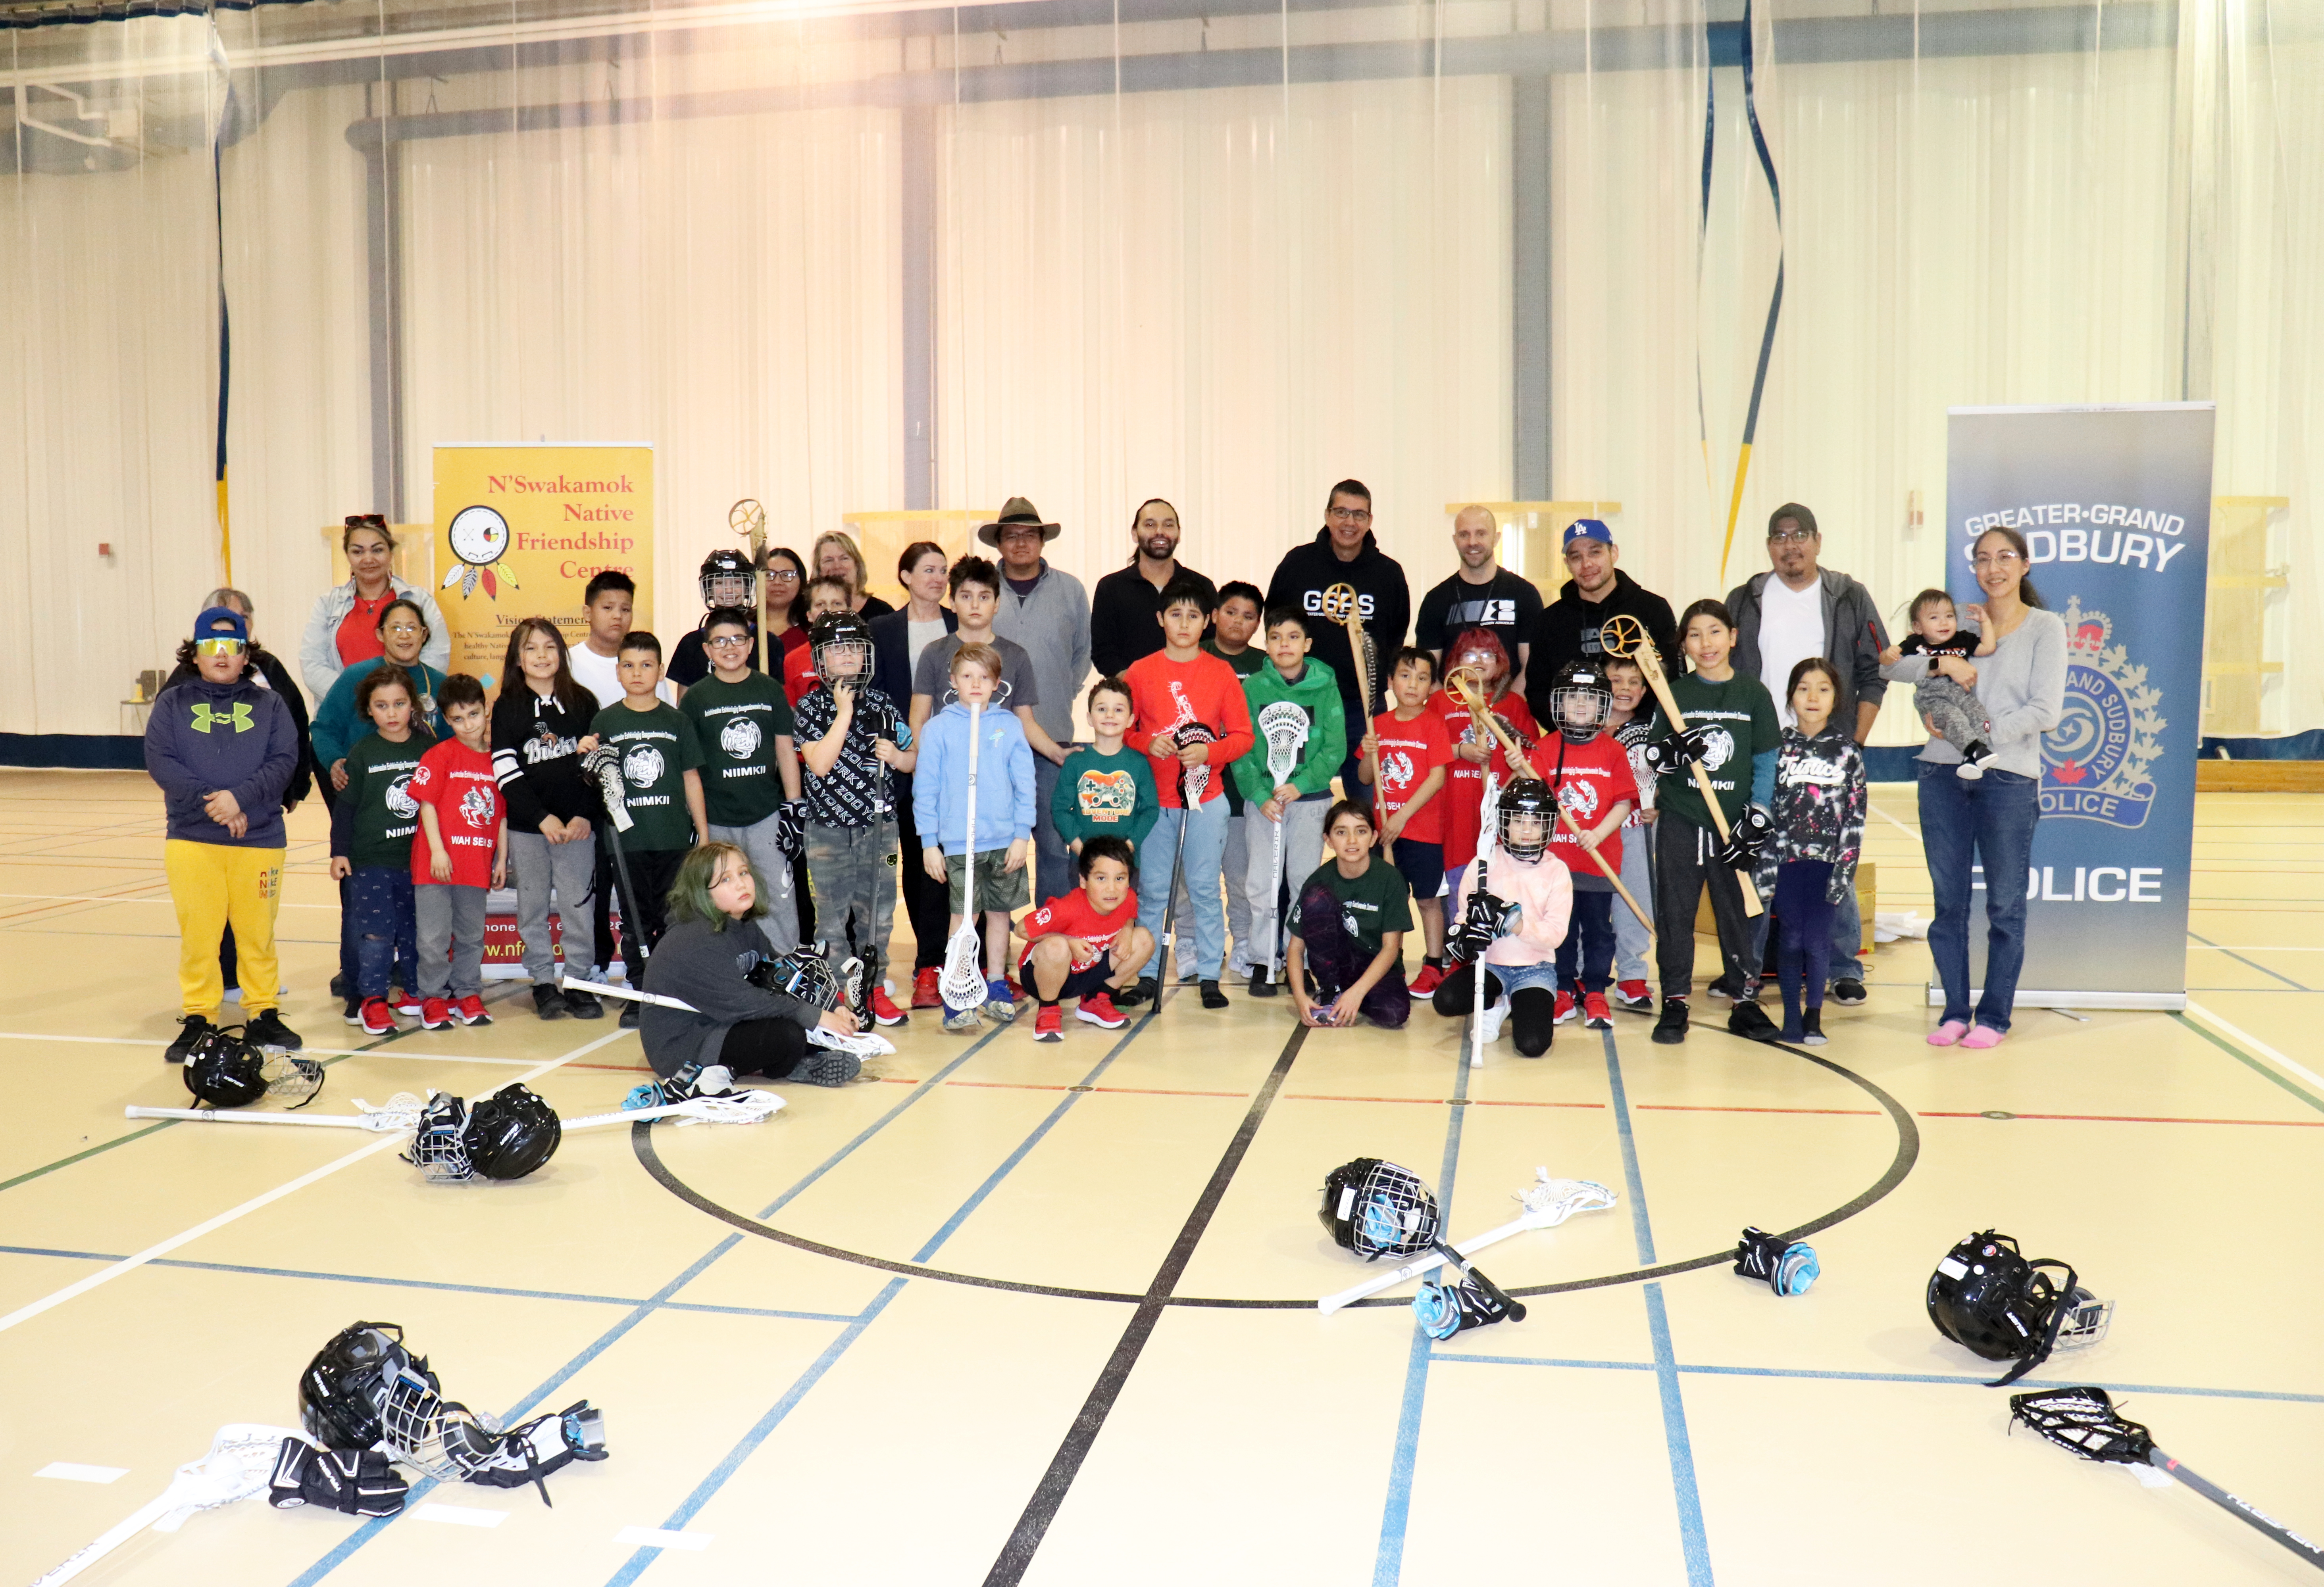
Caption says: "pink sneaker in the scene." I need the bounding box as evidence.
[1926,1020,1968,1047]
[1959,1025,2007,1049]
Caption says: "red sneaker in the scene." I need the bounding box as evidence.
[1553,989,1578,1024]
[1032,1005,1064,1043]
[870,987,907,1026]
[1075,992,1128,1030]
[1583,991,1613,1030]
[358,997,397,1036]
[1615,980,1655,1013]
[391,993,423,1017]
[912,967,943,1009]
[454,995,491,1027]
[1410,963,1445,996]
[418,997,453,1030]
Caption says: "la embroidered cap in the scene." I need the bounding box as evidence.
[194,605,250,645]
[1563,518,1614,548]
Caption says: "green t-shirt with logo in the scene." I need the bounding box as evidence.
[680,672,797,828]
[1289,855,1414,959]
[590,701,706,853]
[1650,669,1781,832]
[340,732,427,870]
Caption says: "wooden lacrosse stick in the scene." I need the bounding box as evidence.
[1448,671,1654,942]
[1319,582,1386,852]
[1596,613,1762,916]
[730,498,770,677]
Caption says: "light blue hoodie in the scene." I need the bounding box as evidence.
[912,699,1037,856]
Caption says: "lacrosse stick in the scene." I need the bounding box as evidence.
[1597,613,1761,916]
[582,742,656,968]
[572,1091,784,1129]
[32,1424,311,1587]
[1467,768,1502,1069]
[1151,691,1220,986]
[729,497,769,676]
[1318,581,1380,791]
[2010,1387,2324,1572]
[560,978,897,1058]
[127,1093,427,1132]
[1256,700,1310,985]
[1413,1239,1528,1337]
[1320,1170,1617,1314]
[1448,671,1654,942]
[940,700,987,1011]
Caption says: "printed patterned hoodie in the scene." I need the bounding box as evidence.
[1753,724,1867,906]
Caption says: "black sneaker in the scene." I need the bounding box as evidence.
[1829,977,1868,1006]
[329,972,350,1001]
[165,1013,215,1063]
[563,988,605,1020]
[1800,1008,1827,1046]
[1706,972,1743,1002]
[1652,999,1689,1045]
[1728,999,1781,1043]
[619,1003,640,1029]
[533,984,570,1020]
[342,999,362,1027]
[244,1009,302,1050]
[1247,965,1277,999]
[1200,979,1229,1009]
[1115,977,1158,1009]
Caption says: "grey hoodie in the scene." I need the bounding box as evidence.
[991,562,1092,745]
[1724,567,1891,723]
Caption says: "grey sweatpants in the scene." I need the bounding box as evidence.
[1244,797,1331,976]
[1222,811,1254,975]
[416,883,488,999]
[507,829,596,987]
[806,818,897,987]
[1614,823,1653,983]
[1916,677,1992,759]
[708,809,800,954]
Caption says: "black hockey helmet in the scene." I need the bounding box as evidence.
[698,548,754,609]
[183,1025,269,1108]
[464,1086,563,1181]
[1547,659,1612,744]
[1496,778,1558,863]
[1927,1230,2111,1387]
[810,611,874,686]
[300,1321,421,1450]
[1319,1157,1441,1261]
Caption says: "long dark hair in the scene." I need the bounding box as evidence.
[1972,525,2045,609]
[501,617,593,717]
[764,546,809,630]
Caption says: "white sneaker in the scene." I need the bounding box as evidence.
[1957,761,1985,781]
[1477,998,1510,1046]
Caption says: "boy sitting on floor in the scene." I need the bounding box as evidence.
[1015,836,1152,1042]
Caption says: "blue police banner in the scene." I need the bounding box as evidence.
[1946,403,2215,1009]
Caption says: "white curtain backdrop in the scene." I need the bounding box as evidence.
[0,0,2318,745]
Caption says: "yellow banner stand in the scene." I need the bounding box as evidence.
[431,444,656,691]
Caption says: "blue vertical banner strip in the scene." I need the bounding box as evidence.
[1944,404,2216,1002]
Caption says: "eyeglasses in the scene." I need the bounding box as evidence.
[1327,507,1374,525]
[1972,550,2024,567]
[195,638,246,656]
[382,622,425,636]
[1768,528,1816,543]
[707,634,753,649]
[767,570,801,583]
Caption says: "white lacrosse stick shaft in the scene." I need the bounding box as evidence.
[124,1103,414,1132]
[566,1094,785,1130]
[563,976,694,1010]
[1259,705,1304,982]
[1470,769,1501,1069]
[1317,1172,1615,1314]
[941,701,986,1009]
[563,978,893,1055]
[32,1425,306,1587]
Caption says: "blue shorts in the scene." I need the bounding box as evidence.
[1391,840,1445,904]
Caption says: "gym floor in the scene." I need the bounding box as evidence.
[4,769,2321,1585]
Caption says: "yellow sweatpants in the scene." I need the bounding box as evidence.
[165,840,285,1018]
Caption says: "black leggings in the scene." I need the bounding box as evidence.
[1430,964,1558,1057]
[718,1017,809,1079]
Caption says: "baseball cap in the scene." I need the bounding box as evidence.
[1563,518,1614,547]
[194,605,250,645]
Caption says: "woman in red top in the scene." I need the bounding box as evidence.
[298,514,450,719]
[762,547,811,660]
[1429,628,1536,906]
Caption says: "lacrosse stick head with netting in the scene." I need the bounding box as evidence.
[581,741,632,832]
[2008,1386,2157,1464]
[1176,720,1221,809]
[1320,1158,1441,1260]
[940,701,988,1012]
[1515,1170,1619,1225]
[1258,700,1309,785]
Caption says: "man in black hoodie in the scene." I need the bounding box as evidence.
[1265,479,1410,794]
[1522,519,1680,727]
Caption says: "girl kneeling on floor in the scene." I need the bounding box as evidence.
[1754,659,1867,1045]
[1432,779,1573,1057]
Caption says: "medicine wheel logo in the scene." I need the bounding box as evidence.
[622,745,666,788]
[720,717,761,761]
[2041,598,2163,830]
[385,775,418,818]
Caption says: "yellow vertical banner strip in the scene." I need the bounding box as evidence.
[1718,442,1753,585]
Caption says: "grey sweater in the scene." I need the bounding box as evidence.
[992,563,1092,745]
[639,915,816,1078]
[1724,567,1890,722]
[1880,607,2066,779]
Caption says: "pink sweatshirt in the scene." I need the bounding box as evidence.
[1454,847,1573,968]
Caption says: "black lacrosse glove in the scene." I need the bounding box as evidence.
[1733,1226,1820,1297]
[1713,803,1774,871]
[1446,888,1520,966]
[1639,725,1719,777]
[773,799,808,861]
[1412,1253,1526,1340]
[268,1439,409,1518]
[458,1400,608,1504]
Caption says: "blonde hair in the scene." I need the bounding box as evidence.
[950,641,1004,682]
[811,531,870,597]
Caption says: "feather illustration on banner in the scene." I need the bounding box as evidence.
[442,504,519,600]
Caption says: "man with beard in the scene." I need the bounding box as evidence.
[1090,498,1208,680]
[1522,519,1678,726]
[1416,505,1542,694]
[1265,479,1410,795]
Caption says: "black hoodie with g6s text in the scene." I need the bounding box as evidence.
[1264,527,1410,715]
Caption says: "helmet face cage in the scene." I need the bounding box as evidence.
[1549,664,1612,743]
[810,614,873,686]
[746,949,842,1012]
[698,550,754,610]
[404,1092,478,1183]
[1321,1158,1441,1260]
[1497,783,1557,862]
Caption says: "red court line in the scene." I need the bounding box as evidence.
[1918,1109,2324,1128]
[1284,1093,1604,1109]
[1637,1103,1882,1116]
[943,1079,1244,1098]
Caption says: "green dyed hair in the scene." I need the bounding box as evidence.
[666,841,769,933]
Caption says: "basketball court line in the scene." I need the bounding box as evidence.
[0,1026,629,1337]
[2183,999,2324,1095]
[2187,930,2312,992]
[1433,1355,2324,1406]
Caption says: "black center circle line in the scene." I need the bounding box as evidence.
[631,1030,1918,1308]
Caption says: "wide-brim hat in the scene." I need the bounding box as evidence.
[977,496,1060,547]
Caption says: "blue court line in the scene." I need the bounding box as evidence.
[1368,1031,1476,1586]
[2175,1013,2324,1118]
[283,1015,1026,1586]
[1433,1353,2324,1405]
[2187,930,2312,993]
[1604,1033,1714,1587]
[0,1243,858,1324]
[603,1004,1177,1583]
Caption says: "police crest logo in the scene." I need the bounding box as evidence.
[2041,597,2163,830]
[385,775,419,819]
[621,744,666,788]
[720,717,762,761]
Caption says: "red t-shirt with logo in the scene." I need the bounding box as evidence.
[406,738,502,888]
[1017,887,1139,974]
[1370,708,1455,845]
[1429,687,1539,874]
[1526,729,1639,875]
